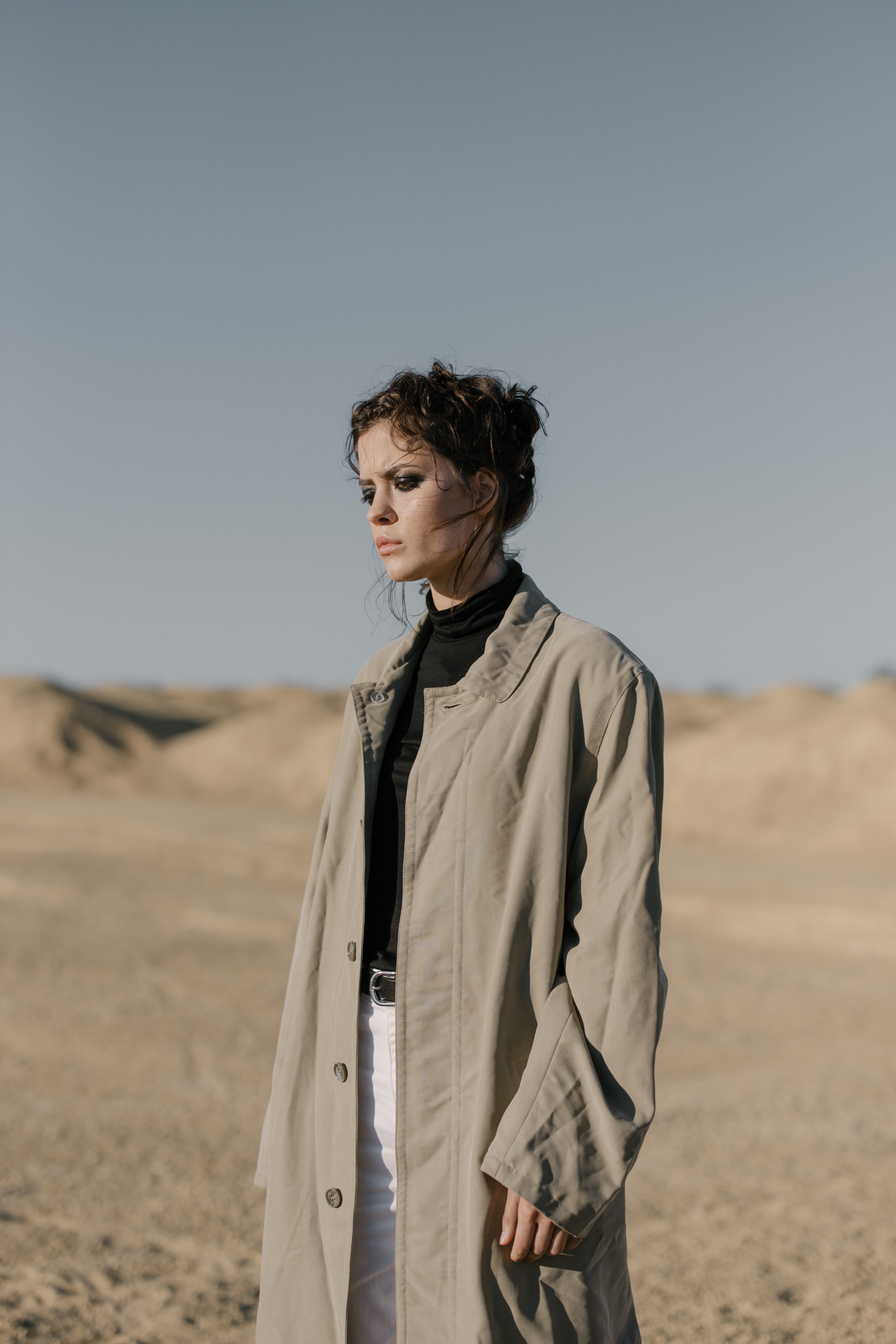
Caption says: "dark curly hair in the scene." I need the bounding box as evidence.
[346,361,546,612]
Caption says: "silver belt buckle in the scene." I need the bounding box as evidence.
[369,969,396,1006]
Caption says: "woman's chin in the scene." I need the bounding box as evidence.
[381,555,426,584]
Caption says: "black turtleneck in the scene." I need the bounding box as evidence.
[363,558,524,971]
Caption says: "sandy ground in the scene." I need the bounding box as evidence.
[1,790,894,1344]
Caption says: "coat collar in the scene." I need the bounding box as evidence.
[357,571,559,706]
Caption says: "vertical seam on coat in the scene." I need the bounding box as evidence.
[394,693,422,1344]
[448,728,473,1341]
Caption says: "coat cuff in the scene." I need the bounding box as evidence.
[478,986,646,1239]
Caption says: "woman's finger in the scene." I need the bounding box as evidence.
[510,1200,537,1262]
[499,1188,520,1247]
[530,1214,555,1259]
[548,1227,568,1256]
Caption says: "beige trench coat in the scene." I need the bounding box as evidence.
[254,572,666,1344]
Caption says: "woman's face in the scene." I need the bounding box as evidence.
[357,420,497,595]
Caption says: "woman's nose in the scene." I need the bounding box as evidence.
[367,491,397,525]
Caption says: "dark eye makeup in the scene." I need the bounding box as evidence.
[360,474,423,504]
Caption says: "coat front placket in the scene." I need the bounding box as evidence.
[395,682,481,1343]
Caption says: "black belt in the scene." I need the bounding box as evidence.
[361,965,396,1005]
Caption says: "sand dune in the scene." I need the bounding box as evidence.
[662,677,896,856]
[0,679,346,808]
[1,675,894,855]
[162,692,346,808]
[0,678,160,791]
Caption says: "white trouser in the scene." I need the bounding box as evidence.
[346,994,398,1344]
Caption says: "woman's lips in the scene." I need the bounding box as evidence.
[376,538,402,554]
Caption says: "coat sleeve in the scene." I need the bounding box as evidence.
[480,669,666,1237]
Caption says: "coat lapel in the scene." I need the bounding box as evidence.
[351,571,559,730]
[458,573,559,703]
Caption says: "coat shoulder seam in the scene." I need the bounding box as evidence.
[586,672,642,758]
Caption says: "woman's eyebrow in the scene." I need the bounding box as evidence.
[357,461,420,487]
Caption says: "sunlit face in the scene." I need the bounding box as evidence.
[357,420,498,598]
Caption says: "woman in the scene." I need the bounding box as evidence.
[254,363,666,1344]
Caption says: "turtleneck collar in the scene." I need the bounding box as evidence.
[424,558,524,642]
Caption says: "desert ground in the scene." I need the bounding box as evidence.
[1,676,894,1343]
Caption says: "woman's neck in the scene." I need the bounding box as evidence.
[428,552,509,611]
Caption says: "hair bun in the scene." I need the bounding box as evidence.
[430,361,460,389]
[502,382,543,450]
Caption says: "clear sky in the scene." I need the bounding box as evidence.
[2,0,893,692]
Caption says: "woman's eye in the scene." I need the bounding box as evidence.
[359,475,421,505]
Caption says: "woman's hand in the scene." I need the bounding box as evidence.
[498,1186,583,1262]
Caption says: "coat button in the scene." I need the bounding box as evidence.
[347,941,357,962]
[326,1188,343,1208]
[370,690,386,703]
[334,1062,348,1082]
